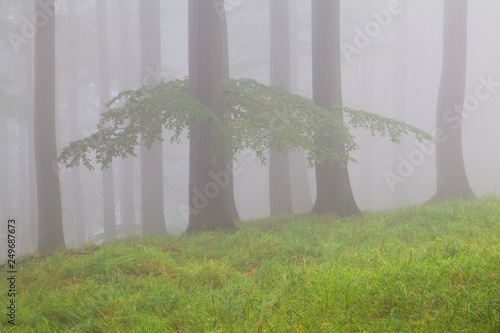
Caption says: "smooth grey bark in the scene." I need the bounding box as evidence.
[288,0,313,213]
[311,0,360,217]
[25,39,38,250]
[357,61,374,208]
[269,0,294,216]
[0,113,10,219]
[17,114,32,253]
[139,0,167,235]
[96,0,117,242]
[118,0,137,237]
[34,0,65,254]
[187,0,235,232]
[68,0,86,247]
[392,0,409,205]
[119,152,136,236]
[118,12,138,237]
[221,13,241,222]
[431,0,475,201]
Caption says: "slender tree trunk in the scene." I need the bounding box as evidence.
[17,117,32,253]
[269,0,294,216]
[392,1,409,206]
[26,40,38,250]
[357,61,374,209]
[222,13,241,222]
[431,0,475,202]
[311,0,360,217]
[0,115,11,263]
[96,0,117,242]
[118,0,137,237]
[139,0,167,235]
[68,0,86,247]
[119,158,136,236]
[288,0,313,213]
[187,0,235,232]
[0,113,10,219]
[34,0,65,254]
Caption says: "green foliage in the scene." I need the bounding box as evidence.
[59,79,214,169]
[59,78,433,170]
[223,78,354,165]
[3,198,500,332]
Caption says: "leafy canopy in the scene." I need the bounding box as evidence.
[59,78,433,170]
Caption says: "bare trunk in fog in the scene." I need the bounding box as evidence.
[187,0,235,232]
[222,13,240,222]
[357,61,375,208]
[431,0,475,202]
[18,113,31,253]
[34,0,65,254]
[96,0,117,242]
[0,113,9,219]
[311,0,360,217]
[68,0,86,247]
[119,1,137,237]
[288,0,314,213]
[139,0,167,235]
[26,39,38,250]
[392,0,409,205]
[269,0,293,216]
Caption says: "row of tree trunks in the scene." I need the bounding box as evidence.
[30,0,476,250]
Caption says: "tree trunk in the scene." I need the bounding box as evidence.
[96,0,117,242]
[34,0,65,254]
[139,0,168,235]
[118,0,137,237]
[0,113,10,220]
[269,0,294,216]
[68,0,86,247]
[25,39,38,251]
[431,0,475,202]
[288,0,313,213]
[18,115,32,253]
[392,0,409,206]
[221,10,240,222]
[311,0,360,217]
[187,0,235,232]
[357,61,375,209]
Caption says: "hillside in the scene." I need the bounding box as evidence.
[2,198,500,332]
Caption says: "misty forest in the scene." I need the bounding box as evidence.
[1,0,499,331]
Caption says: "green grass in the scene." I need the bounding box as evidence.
[2,198,500,332]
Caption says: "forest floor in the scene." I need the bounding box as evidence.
[2,197,500,332]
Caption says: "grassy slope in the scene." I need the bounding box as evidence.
[2,198,500,332]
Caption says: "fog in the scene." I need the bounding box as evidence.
[1,0,499,256]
